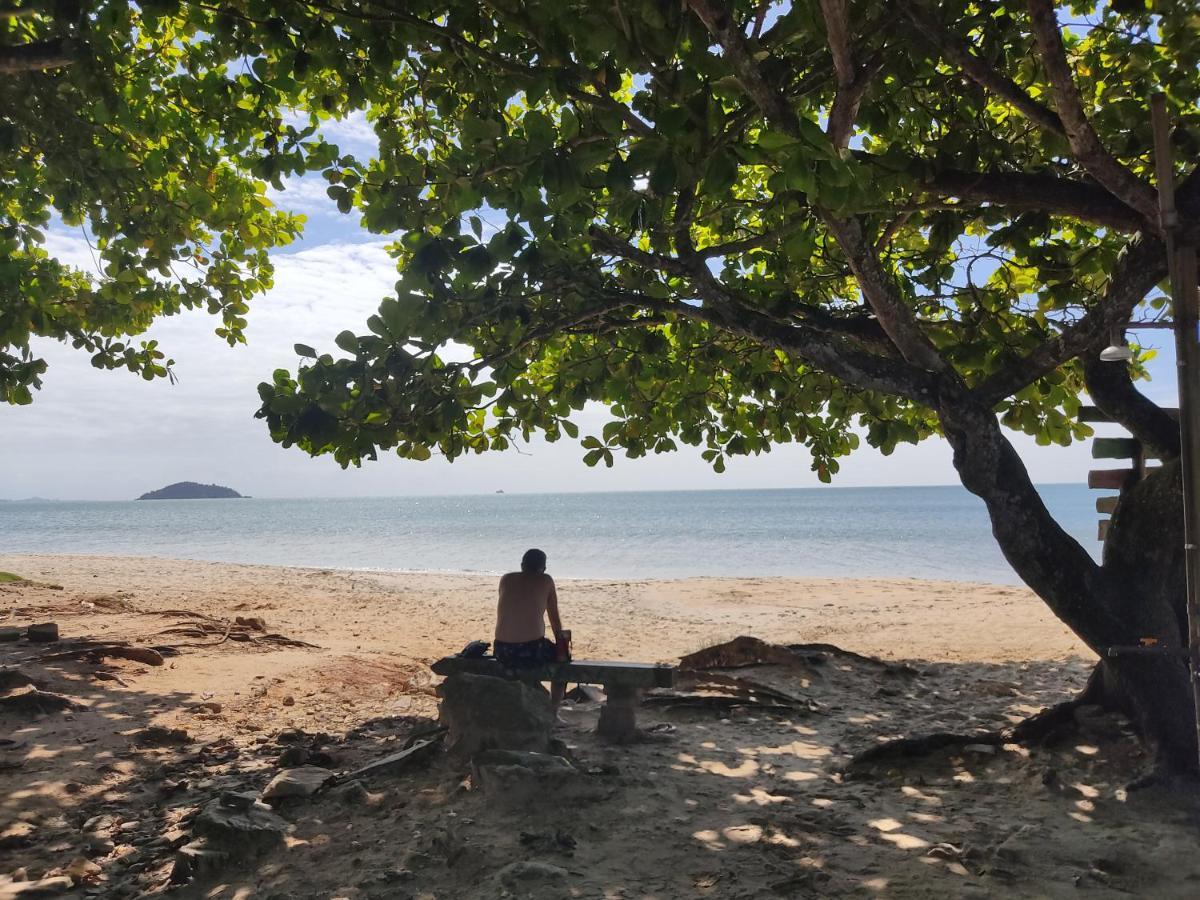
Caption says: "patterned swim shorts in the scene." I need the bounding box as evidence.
[494,638,557,668]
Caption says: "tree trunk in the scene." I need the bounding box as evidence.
[1100,460,1197,774]
[938,399,1197,775]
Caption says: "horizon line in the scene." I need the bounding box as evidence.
[1,481,1088,503]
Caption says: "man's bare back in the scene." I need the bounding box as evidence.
[495,570,558,643]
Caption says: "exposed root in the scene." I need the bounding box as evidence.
[786,642,919,677]
[680,635,916,677]
[847,731,1004,769]
[846,664,1116,771]
[0,687,77,714]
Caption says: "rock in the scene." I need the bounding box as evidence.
[170,838,231,884]
[132,726,191,747]
[274,746,309,767]
[0,627,22,642]
[329,780,371,806]
[235,616,267,632]
[151,827,190,850]
[192,798,288,855]
[84,833,115,856]
[189,701,222,714]
[472,750,609,809]
[2,875,74,896]
[0,820,37,849]
[438,673,553,757]
[63,857,101,882]
[26,623,59,643]
[82,815,118,834]
[219,790,259,811]
[281,695,295,707]
[495,861,569,895]
[261,766,334,802]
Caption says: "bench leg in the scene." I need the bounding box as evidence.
[597,684,640,743]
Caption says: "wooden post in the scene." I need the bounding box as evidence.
[1152,93,1200,772]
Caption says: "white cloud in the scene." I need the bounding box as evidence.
[5,233,1101,501]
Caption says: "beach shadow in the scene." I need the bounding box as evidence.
[91,651,1200,900]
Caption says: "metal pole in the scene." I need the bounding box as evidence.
[1151,93,1200,771]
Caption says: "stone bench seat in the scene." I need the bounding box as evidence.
[431,655,676,742]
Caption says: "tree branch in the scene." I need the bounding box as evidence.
[0,39,71,74]
[1083,356,1181,461]
[686,0,950,376]
[640,291,940,404]
[822,215,949,373]
[1025,0,1159,225]
[685,0,797,130]
[1084,355,1185,460]
[976,231,1167,404]
[819,0,882,151]
[921,167,1143,232]
[899,1,1065,138]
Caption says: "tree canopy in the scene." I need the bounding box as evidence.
[1,0,334,403]
[245,0,1197,484]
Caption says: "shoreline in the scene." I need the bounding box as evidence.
[0,550,1024,589]
[1,553,1088,664]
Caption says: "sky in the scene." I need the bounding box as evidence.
[2,116,1181,501]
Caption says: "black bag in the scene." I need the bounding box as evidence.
[458,639,490,659]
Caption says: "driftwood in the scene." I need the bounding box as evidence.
[154,619,319,649]
[0,688,77,714]
[332,730,445,784]
[35,643,165,666]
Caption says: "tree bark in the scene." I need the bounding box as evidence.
[939,398,1198,774]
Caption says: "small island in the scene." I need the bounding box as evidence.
[137,482,245,501]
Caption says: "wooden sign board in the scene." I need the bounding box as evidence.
[1095,496,1119,514]
[1098,519,1111,541]
[1088,469,1134,490]
[1091,437,1160,460]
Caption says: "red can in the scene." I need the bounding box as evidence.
[555,629,572,663]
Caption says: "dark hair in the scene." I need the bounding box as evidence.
[521,548,547,574]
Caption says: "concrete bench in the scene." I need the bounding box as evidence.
[431,656,676,742]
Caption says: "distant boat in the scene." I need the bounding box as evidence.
[496,489,505,494]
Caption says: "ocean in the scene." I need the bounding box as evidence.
[0,485,1101,585]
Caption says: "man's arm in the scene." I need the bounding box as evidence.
[546,577,564,639]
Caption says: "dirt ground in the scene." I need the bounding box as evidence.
[2,555,1199,899]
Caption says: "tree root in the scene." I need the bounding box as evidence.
[845,664,1113,771]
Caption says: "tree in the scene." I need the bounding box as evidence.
[0,0,345,403]
[251,0,1200,774]
[9,1,1199,772]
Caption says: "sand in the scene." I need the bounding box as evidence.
[2,554,1198,898]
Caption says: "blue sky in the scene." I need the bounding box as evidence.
[3,113,1180,501]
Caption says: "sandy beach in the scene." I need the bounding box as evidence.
[3,554,1198,898]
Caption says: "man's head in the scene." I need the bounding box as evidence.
[521,548,547,574]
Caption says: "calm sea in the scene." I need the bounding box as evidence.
[0,485,1100,585]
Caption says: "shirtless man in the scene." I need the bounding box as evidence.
[494,548,567,710]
